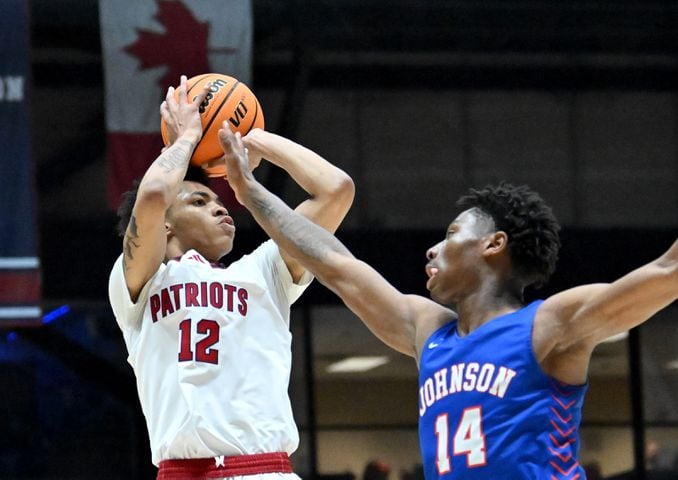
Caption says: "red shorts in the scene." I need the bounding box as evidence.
[157,452,293,480]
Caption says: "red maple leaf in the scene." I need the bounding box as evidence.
[124,0,232,93]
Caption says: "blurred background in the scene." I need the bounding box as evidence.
[1,0,677,479]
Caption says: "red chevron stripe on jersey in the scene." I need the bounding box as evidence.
[549,382,581,479]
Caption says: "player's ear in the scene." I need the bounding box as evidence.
[165,221,173,239]
[483,231,508,257]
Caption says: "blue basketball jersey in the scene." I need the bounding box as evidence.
[418,300,587,480]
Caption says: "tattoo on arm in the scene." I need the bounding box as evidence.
[156,139,193,173]
[250,193,350,262]
[123,139,192,271]
[122,215,141,271]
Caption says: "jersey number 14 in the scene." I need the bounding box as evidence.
[435,406,487,473]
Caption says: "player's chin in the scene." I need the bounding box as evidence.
[220,235,235,253]
[427,285,449,305]
[426,274,443,297]
[209,235,234,259]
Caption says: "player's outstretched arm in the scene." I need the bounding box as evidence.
[240,129,355,281]
[122,76,208,301]
[242,129,355,234]
[219,128,452,357]
[535,239,678,381]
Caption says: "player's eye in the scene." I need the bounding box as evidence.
[192,199,206,206]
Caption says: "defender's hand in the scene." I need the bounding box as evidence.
[204,126,263,178]
[218,123,255,202]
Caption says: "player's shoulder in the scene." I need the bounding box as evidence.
[109,253,132,291]
[109,252,167,305]
[234,239,278,264]
[110,253,124,273]
[408,294,456,357]
[221,240,285,282]
[407,294,455,322]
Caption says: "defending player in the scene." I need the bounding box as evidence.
[218,126,678,479]
[107,76,354,479]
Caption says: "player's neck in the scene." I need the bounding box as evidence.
[165,241,229,264]
[454,290,523,336]
[165,240,185,262]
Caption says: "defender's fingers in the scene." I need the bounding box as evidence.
[233,132,244,150]
[219,127,246,157]
[218,122,235,145]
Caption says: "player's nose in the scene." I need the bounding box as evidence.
[213,204,228,217]
[426,243,440,261]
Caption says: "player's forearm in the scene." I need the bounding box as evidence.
[137,135,198,207]
[254,131,352,199]
[657,238,678,267]
[240,178,353,277]
[656,238,678,296]
[571,239,678,345]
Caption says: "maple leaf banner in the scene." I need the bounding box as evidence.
[99,0,253,209]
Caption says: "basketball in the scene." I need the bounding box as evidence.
[161,73,265,176]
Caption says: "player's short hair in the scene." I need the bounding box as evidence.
[455,182,561,288]
[116,166,210,237]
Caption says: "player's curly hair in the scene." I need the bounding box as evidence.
[115,166,210,237]
[455,182,561,288]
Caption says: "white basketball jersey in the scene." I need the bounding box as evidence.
[108,240,312,466]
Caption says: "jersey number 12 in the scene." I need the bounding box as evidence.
[435,406,487,473]
[178,318,220,364]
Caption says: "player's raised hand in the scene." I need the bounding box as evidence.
[160,75,210,146]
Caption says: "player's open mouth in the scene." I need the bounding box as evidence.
[425,264,438,279]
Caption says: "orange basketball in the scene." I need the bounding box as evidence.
[161,73,264,176]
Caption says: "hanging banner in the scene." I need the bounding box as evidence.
[99,0,253,209]
[0,0,42,327]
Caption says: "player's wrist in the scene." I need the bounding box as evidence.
[229,175,258,204]
[177,130,201,147]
